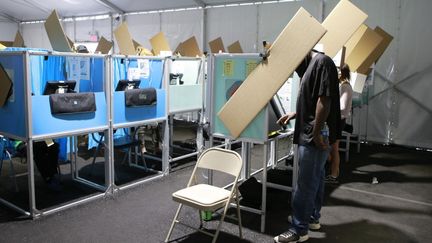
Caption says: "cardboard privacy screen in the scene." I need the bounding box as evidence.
[345,24,368,58]
[209,37,226,53]
[345,26,383,74]
[178,36,201,57]
[318,0,367,58]
[150,32,171,56]
[114,22,136,55]
[228,41,243,53]
[12,31,24,47]
[217,8,326,138]
[362,26,394,73]
[95,36,113,54]
[44,10,73,52]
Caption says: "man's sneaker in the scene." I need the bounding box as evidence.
[288,215,321,230]
[324,175,339,184]
[274,230,308,243]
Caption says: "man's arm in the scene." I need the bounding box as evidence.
[277,112,296,125]
[313,96,331,150]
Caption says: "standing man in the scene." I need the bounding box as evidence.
[274,50,341,243]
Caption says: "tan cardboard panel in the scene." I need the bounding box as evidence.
[132,39,141,50]
[12,31,24,47]
[344,24,368,58]
[95,36,113,54]
[181,36,201,57]
[218,8,326,138]
[318,0,367,58]
[67,36,75,50]
[137,47,153,56]
[227,41,243,53]
[174,41,183,55]
[372,26,393,64]
[114,22,136,55]
[355,26,392,74]
[209,37,225,53]
[150,32,171,56]
[0,63,12,107]
[0,41,13,47]
[345,26,383,74]
[44,10,72,52]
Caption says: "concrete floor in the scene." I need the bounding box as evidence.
[0,142,431,243]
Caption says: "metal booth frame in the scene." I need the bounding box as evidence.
[0,50,112,218]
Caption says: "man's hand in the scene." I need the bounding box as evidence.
[313,134,328,150]
[277,112,296,125]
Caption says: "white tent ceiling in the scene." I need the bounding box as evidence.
[0,0,284,22]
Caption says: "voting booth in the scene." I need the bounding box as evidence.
[167,56,205,167]
[0,49,110,217]
[107,55,168,189]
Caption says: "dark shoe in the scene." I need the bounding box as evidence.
[325,175,339,184]
[274,230,308,243]
[288,215,321,230]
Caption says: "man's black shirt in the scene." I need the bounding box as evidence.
[293,52,341,145]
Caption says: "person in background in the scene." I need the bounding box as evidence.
[325,64,353,184]
[274,49,341,243]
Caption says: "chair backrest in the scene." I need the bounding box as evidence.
[196,148,242,177]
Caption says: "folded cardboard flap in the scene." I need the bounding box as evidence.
[44,10,73,52]
[0,63,13,107]
[125,88,157,107]
[49,92,96,115]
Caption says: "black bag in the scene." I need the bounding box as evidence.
[49,92,96,115]
[125,88,157,107]
[238,177,262,207]
[33,141,59,182]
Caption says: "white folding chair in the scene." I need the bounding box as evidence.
[165,147,243,243]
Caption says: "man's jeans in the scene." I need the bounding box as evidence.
[290,144,329,235]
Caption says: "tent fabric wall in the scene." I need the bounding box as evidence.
[258,1,311,48]
[0,22,18,41]
[206,5,257,52]
[124,13,160,51]
[10,0,432,149]
[161,10,203,52]
[21,23,51,50]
